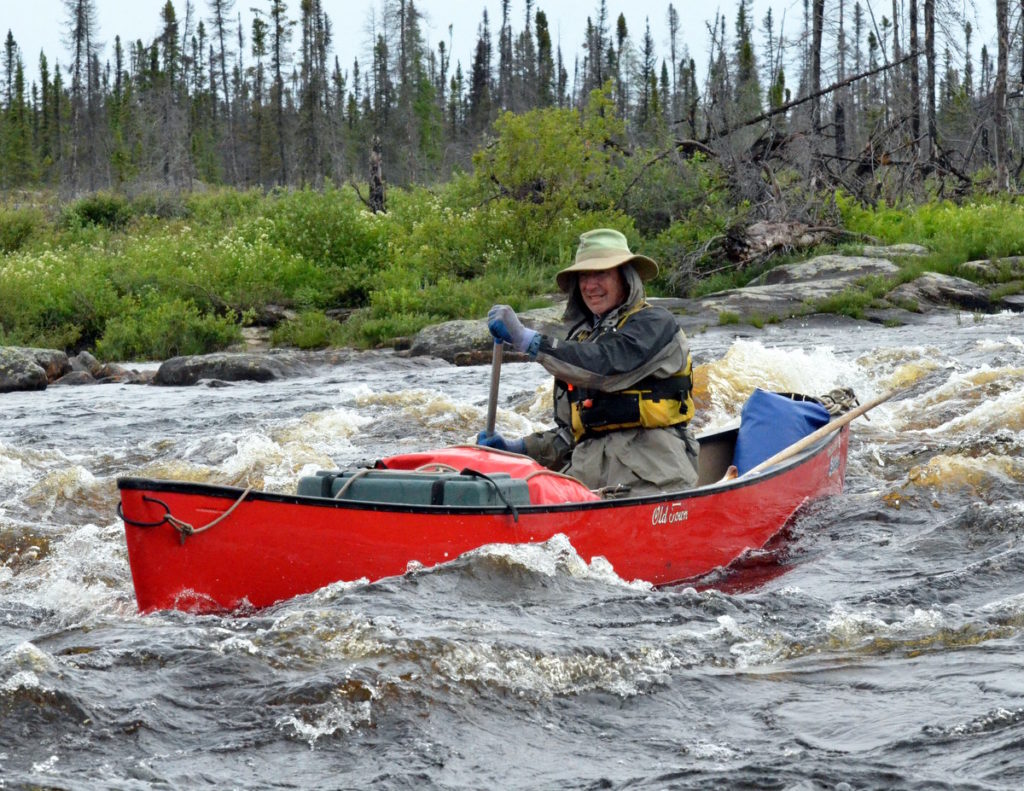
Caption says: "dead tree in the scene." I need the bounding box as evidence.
[369,135,386,213]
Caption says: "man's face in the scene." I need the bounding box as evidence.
[578,267,627,317]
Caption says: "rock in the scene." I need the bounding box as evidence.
[690,256,900,321]
[70,351,102,376]
[885,272,992,312]
[96,363,153,384]
[453,349,532,366]
[325,308,356,323]
[960,256,1024,281]
[52,371,98,386]
[11,347,71,382]
[999,294,1024,312]
[408,304,568,363]
[748,255,900,286]
[861,243,929,258]
[153,351,312,386]
[0,347,49,393]
[408,319,491,363]
[250,303,298,327]
[238,326,272,353]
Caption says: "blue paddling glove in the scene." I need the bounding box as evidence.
[476,430,526,454]
[487,305,540,356]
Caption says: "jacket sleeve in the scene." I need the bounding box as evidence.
[522,428,573,471]
[534,308,689,392]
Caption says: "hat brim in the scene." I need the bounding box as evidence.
[555,253,658,292]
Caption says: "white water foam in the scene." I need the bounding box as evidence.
[701,339,865,428]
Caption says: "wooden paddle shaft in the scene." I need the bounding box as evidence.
[484,341,503,436]
[743,388,902,477]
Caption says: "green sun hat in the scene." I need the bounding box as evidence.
[555,228,658,292]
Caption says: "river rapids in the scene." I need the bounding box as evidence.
[1,311,1023,789]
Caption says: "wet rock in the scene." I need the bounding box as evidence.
[885,273,992,313]
[70,351,102,376]
[999,294,1024,312]
[0,347,49,393]
[153,351,312,386]
[96,363,153,384]
[14,348,72,381]
[52,370,98,386]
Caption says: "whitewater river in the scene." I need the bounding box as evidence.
[2,311,1023,789]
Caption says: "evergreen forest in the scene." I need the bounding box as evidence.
[2,0,1024,361]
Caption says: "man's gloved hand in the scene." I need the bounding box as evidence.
[487,305,540,355]
[476,430,526,454]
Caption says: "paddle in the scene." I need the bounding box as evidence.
[484,340,503,437]
[741,387,903,477]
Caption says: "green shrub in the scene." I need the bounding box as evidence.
[271,310,347,349]
[184,188,264,224]
[0,207,45,253]
[95,295,241,361]
[838,194,1024,268]
[254,187,389,307]
[128,191,189,220]
[63,192,133,230]
[0,245,121,349]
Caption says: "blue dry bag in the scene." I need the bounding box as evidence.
[731,389,831,475]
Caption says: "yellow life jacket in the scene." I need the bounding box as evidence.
[566,303,695,441]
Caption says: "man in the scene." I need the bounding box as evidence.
[478,228,699,495]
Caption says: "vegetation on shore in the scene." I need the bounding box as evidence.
[2,97,1024,361]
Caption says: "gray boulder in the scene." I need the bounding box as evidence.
[70,351,102,376]
[748,255,900,286]
[52,370,98,386]
[154,351,312,386]
[409,304,568,364]
[885,272,992,312]
[0,347,49,393]
[692,255,901,320]
[10,347,71,381]
[960,256,1024,281]
[1000,295,1024,312]
[861,243,930,258]
[408,319,490,363]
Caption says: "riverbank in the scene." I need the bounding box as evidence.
[3,243,1022,394]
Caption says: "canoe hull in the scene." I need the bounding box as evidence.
[118,427,848,612]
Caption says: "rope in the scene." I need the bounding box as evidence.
[334,468,372,499]
[458,468,520,522]
[819,386,861,416]
[414,462,459,473]
[119,486,253,545]
[167,485,253,543]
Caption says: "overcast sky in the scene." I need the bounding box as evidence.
[5,0,992,89]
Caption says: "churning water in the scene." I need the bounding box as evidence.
[2,311,1023,789]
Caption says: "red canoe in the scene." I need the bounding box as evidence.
[117,421,849,613]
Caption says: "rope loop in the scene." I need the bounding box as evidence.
[118,486,253,545]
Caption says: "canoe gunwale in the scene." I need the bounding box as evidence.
[117,425,847,515]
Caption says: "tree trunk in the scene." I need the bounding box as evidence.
[810,0,824,133]
[924,0,935,160]
[909,0,920,147]
[995,0,1009,189]
[369,135,386,213]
